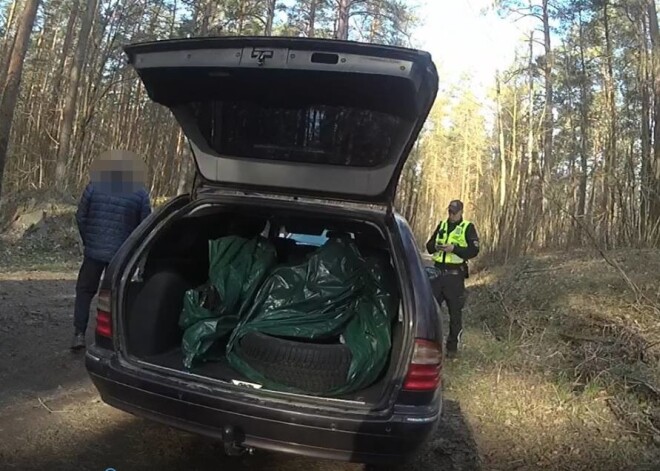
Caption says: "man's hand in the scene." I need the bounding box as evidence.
[440,244,455,253]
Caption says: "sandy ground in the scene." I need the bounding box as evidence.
[0,268,480,471]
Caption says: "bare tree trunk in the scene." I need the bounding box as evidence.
[0,0,18,99]
[510,88,518,181]
[640,10,652,238]
[176,129,190,195]
[237,0,245,35]
[541,0,553,210]
[200,0,213,35]
[577,10,589,244]
[335,0,351,40]
[524,30,536,250]
[307,0,317,37]
[265,0,277,36]
[496,73,506,209]
[54,0,97,190]
[0,0,40,199]
[647,0,660,229]
[601,0,617,247]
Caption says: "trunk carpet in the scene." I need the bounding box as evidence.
[143,347,386,403]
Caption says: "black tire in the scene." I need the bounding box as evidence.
[127,270,193,357]
[238,332,352,393]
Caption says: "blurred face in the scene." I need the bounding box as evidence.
[90,149,146,193]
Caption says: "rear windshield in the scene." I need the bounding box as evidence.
[191,101,411,167]
[278,229,356,247]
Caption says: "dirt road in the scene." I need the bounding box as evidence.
[0,268,481,471]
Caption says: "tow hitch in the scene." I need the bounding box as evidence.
[222,425,254,456]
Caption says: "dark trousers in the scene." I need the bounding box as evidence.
[73,257,108,334]
[430,270,466,350]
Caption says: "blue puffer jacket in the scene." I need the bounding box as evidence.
[76,182,151,263]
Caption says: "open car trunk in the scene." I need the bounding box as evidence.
[120,201,405,405]
[117,38,435,406]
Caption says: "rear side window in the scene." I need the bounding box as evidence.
[191,101,409,167]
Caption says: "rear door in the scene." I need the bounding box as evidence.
[125,37,438,204]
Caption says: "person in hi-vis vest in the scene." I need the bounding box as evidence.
[425,199,480,358]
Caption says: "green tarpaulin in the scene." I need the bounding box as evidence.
[179,236,277,369]
[180,235,397,395]
[227,237,398,395]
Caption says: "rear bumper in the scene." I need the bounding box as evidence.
[86,349,441,465]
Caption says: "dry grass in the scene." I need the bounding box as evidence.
[443,248,660,470]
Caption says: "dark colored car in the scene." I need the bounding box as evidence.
[85,37,442,469]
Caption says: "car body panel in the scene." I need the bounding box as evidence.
[86,346,440,465]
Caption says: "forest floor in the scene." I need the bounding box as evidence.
[0,202,659,470]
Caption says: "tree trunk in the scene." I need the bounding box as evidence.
[601,0,616,247]
[577,10,589,244]
[237,0,245,35]
[647,0,660,229]
[169,0,178,37]
[0,0,19,99]
[0,0,40,200]
[176,129,190,195]
[541,0,553,205]
[307,0,317,37]
[525,30,536,249]
[200,0,213,35]
[55,0,97,189]
[496,73,506,209]
[510,88,518,181]
[265,0,277,36]
[335,0,350,40]
[640,9,652,238]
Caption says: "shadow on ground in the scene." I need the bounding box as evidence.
[2,391,480,471]
[0,277,93,406]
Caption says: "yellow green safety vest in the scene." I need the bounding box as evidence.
[432,219,470,265]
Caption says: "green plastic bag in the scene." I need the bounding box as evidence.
[180,236,277,368]
[226,237,397,395]
[340,256,398,393]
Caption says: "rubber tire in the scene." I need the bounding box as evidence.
[127,270,193,357]
[238,332,352,393]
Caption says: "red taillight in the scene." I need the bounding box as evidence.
[95,289,112,338]
[403,339,442,391]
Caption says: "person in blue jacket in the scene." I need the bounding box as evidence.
[72,150,151,350]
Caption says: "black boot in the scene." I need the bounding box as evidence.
[71,331,85,351]
[446,340,458,359]
[446,330,462,359]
